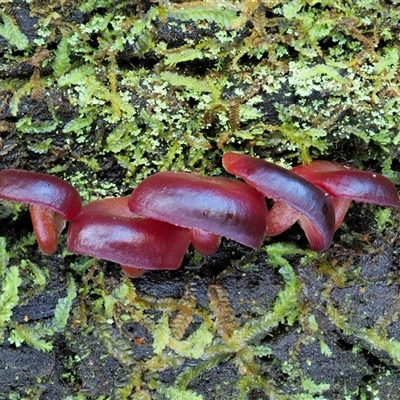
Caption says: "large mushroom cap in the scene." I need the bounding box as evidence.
[128,171,268,252]
[67,197,191,275]
[222,153,335,252]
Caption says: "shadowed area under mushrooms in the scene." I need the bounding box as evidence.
[1,0,400,399]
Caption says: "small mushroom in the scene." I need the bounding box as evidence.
[128,171,268,255]
[0,169,81,254]
[292,160,400,229]
[222,152,335,252]
[66,197,191,278]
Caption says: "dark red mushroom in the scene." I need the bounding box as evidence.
[222,153,335,252]
[0,169,81,254]
[67,197,191,278]
[128,171,268,255]
[292,160,400,229]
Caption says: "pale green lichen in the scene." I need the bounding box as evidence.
[3,0,399,193]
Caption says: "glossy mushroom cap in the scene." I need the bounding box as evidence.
[293,160,400,229]
[222,153,336,252]
[128,171,268,255]
[293,160,399,205]
[0,169,81,254]
[67,197,191,278]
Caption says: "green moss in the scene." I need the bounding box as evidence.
[3,0,398,191]
[0,12,30,51]
[0,265,22,337]
[1,0,400,397]
[7,274,76,352]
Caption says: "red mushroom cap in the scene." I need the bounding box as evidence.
[128,171,268,253]
[0,169,81,254]
[67,197,191,277]
[0,169,81,219]
[222,153,335,252]
[293,160,399,207]
[292,160,399,230]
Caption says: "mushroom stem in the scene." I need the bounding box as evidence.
[189,228,221,256]
[30,205,66,255]
[265,202,300,236]
[120,266,147,278]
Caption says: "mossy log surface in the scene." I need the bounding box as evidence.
[0,1,400,399]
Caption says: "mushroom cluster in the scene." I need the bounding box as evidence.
[0,154,398,277]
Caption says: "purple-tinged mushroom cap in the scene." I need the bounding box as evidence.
[293,160,399,230]
[67,197,191,278]
[128,171,268,254]
[222,153,335,252]
[0,169,81,254]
